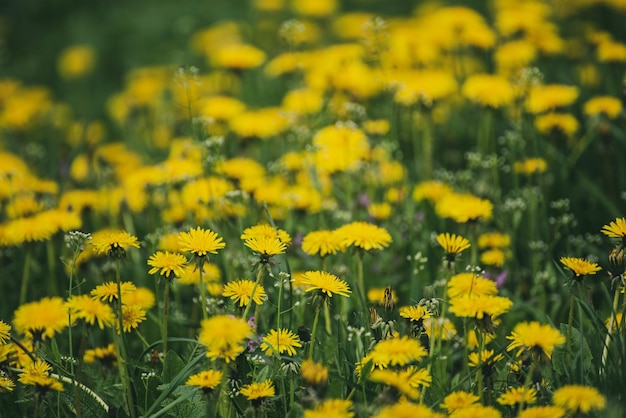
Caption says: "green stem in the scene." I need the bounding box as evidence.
[114,259,137,418]
[422,111,433,179]
[198,260,208,320]
[162,279,170,355]
[357,252,367,312]
[601,279,623,370]
[519,362,537,412]
[308,302,322,360]
[243,267,265,320]
[476,331,485,402]
[276,273,284,331]
[47,239,58,296]
[19,245,33,305]
[567,290,576,353]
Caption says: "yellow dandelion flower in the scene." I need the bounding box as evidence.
[435,193,493,223]
[560,257,601,278]
[373,399,441,418]
[304,399,354,418]
[370,366,431,400]
[526,84,579,114]
[584,96,622,119]
[399,305,432,322]
[437,233,471,255]
[368,336,427,368]
[13,297,68,341]
[65,295,115,329]
[178,226,226,258]
[223,279,267,307]
[90,281,137,303]
[240,379,275,402]
[468,349,504,368]
[90,230,140,258]
[240,223,291,246]
[211,44,266,70]
[513,158,548,175]
[0,320,11,344]
[120,305,146,333]
[462,74,514,108]
[506,321,565,360]
[478,232,511,249]
[83,343,117,366]
[301,271,351,298]
[178,263,221,285]
[57,44,95,79]
[123,287,156,310]
[447,273,498,298]
[448,404,501,418]
[18,359,64,392]
[412,180,454,203]
[301,229,347,257]
[301,359,328,386]
[481,248,506,267]
[552,385,606,413]
[535,112,579,137]
[518,406,566,418]
[147,251,187,278]
[601,217,626,238]
[198,315,252,363]
[497,386,537,406]
[440,391,479,413]
[260,328,302,356]
[449,294,512,320]
[244,236,287,259]
[336,221,392,251]
[0,375,15,392]
[186,369,223,393]
[423,317,457,341]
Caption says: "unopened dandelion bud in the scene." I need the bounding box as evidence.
[609,244,626,276]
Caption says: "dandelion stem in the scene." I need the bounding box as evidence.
[601,278,623,370]
[198,260,208,320]
[19,245,33,305]
[114,259,136,418]
[567,290,576,353]
[162,279,170,354]
[308,301,322,360]
[243,266,265,320]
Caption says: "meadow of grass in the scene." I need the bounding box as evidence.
[0,0,625,416]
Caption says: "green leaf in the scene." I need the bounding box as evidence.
[286,402,304,418]
[163,350,186,383]
[553,324,593,377]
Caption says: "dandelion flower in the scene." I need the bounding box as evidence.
[241,223,291,246]
[399,305,432,323]
[412,180,454,203]
[448,404,501,418]
[513,158,547,175]
[560,257,601,278]
[91,230,140,258]
[120,304,146,333]
[481,249,506,267]
[302,229,347,257]
[449,294,512,320]
[261,328,302,356]
[601,217,626,239]
[198,315,252,363]
[178,226,226,258]
[83,344,117,366]
[497,386,537,406]
[65,295,115,329]
[301,271,351,298]
[304,399,354,418]
[518,406,566,418]
[506,321,565,360]
[240,379,275,405]
[435,193,493,223]
[0,375,15,392]
[447,273,498,298]
[437,233,471,255]
[440,391,480,413]
[368,336,427,368]
[301,359,328,386]
[468,350,504,368]
[373,399,441,418]
[584,96,622,119]
[18,359,64,392]
[186,369,223,394]
[369,366,431,400]
[336,221,392,251]
[0,320,10,344]
[462,74,514,108]
[223,279,267,307]
[244,236,287,260]
[552,385,606,413]
[90,281,137,303]
[147,251,187,278]
[13,297,68,341]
